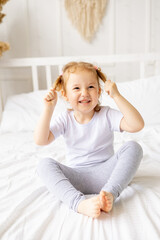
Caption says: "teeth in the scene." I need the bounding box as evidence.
[80,100,90,103]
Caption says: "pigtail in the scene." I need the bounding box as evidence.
[96,68,107,83]
[53,75,64,92]
[94,67,107,112]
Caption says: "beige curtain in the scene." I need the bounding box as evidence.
[65,0,108,42]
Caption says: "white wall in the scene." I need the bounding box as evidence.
[0,0,160,100]
[2,0,160,57]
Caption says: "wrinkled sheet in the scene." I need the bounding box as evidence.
[0,126,160,240]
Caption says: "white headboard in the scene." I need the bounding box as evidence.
[0,53,160,121]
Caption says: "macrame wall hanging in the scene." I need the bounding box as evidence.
[65,0,108,42]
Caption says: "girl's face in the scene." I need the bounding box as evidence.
[62,70,101,115]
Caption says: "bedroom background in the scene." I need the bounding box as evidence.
[0,0,160,108]
[0,1,160,239]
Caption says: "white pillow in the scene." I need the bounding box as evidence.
[101,75,160,126]
[0,75,160,132]
[0,90,67,132]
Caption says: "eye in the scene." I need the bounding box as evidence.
[73,87,79,90]
[89,85,94,89]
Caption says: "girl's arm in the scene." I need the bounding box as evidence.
[34,88,57,145]
[104,80,144,132]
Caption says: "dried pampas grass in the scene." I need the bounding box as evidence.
[0,0,9,23]
[0,41,10,56]
[0,0,10,56]
[0,0,9,5]
[0,12,5,23]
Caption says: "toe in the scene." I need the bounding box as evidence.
[99,195,105,209]
[100,191,106,197]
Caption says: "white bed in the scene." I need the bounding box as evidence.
[0,54,160,240]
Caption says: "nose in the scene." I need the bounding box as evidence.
[81,88,89,97]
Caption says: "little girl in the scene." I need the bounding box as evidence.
[34,62,144,218]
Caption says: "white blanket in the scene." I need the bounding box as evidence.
[0,126,160,240]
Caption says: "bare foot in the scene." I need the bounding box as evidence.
[77,196,101,218]
[99,191,114,213]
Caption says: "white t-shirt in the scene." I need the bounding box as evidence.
[50,106,123,168]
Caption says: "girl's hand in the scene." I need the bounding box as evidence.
[104,80,120,98]
[44,87,58,108]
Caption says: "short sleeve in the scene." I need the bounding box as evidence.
[50,111,67,139]
[107,107,123,132]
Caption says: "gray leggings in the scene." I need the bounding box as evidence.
[37,141,143,212]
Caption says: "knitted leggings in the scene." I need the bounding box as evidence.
[37,141,143,212]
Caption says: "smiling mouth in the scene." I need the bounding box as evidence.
[79,100,91,103]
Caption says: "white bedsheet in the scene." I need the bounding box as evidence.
[0,126,160,240]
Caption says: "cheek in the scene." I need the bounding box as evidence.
[68,93,78,102]
[94,89,100,97]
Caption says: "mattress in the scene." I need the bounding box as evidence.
[0,126,160,240]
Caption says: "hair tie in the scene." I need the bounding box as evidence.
[94,66,101,71]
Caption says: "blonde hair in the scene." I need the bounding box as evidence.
[53,61,107,112]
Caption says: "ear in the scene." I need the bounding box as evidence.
[61,89,69,101]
